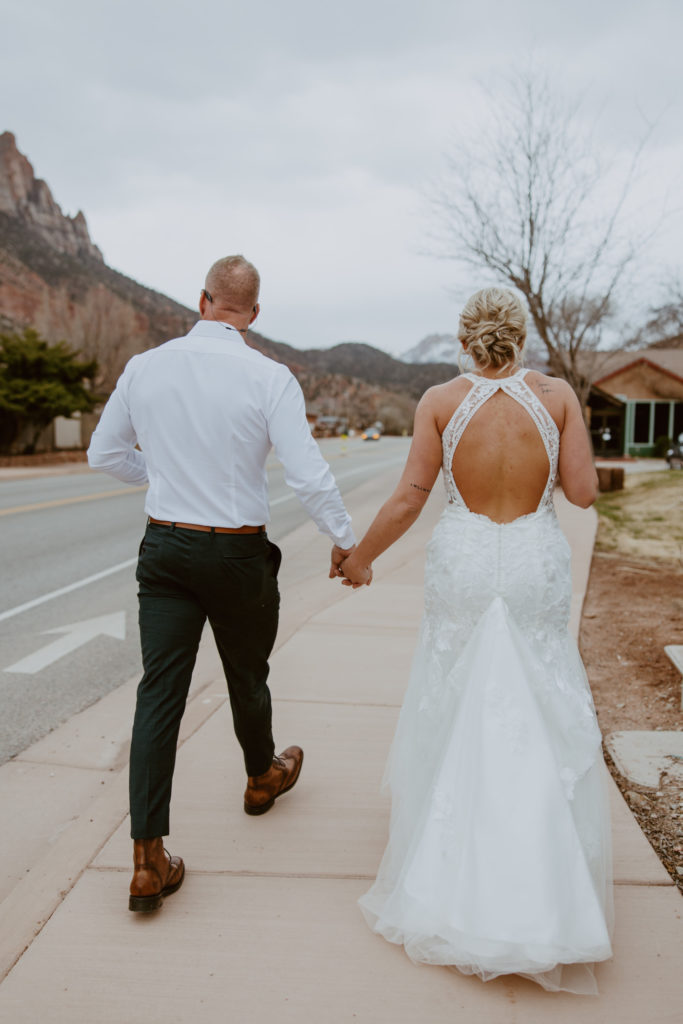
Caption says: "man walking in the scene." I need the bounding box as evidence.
[88,256,356,912]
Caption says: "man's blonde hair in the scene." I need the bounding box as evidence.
[205,255,260,311]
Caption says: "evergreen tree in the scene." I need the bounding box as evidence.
[0,328,98,454]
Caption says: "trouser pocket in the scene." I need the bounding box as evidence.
[267,540,282,578]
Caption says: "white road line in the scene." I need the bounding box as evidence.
[0,455,406,624]
[5,611,126,674]
[0,559,137,624]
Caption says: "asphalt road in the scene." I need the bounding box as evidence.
[0,437,410,765]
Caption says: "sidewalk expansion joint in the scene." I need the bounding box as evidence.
[90,866,376,881]
[301,621,419,635]
[273,697,402,708]
[12,758,120,775]
[613,879,676,887]
[302,623,418,636]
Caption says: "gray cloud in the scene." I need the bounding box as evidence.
[3,0,682,354]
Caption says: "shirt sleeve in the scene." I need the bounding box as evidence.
[87,358,148,485]
[268,373,356,549]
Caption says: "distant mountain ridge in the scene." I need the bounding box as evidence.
[0,131,457,431]
[251,336,458,401]
[402,332,460,365]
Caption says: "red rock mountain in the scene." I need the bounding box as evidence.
[0,132,457,429]
[0,132,197,391]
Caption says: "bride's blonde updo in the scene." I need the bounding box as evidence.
[457,287,527,373]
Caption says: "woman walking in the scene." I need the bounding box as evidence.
[339,288,613,995]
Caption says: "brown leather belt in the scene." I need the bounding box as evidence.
[149,517,265,535]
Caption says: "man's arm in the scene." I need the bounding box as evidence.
[87,361,148,485]
[268,374,355,550]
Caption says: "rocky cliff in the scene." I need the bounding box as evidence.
[0,132,196,390]
[0,132,457,430]
[0,132,102,261]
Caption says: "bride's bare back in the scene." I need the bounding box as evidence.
[452,388,548,522]
[448,373,556,523]
[429,370,595,520]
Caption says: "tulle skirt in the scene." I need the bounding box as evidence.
[359,506,614,995]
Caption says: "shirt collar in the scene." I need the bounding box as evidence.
[187,320,247,344]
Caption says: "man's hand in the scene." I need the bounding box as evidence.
[329,544,355,580]
[339,552,373,589]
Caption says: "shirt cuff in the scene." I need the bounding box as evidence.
[331,524,357,550]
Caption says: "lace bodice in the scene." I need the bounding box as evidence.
[441,369,560,514]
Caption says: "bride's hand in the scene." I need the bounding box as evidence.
[339,554,372,588]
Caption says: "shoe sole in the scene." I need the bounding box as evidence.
[244,750,304,816]
[128,863,185,912]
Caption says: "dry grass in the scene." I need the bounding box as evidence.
[595,470,683,566]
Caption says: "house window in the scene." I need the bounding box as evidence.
[653,402,671,441]
[633,403,651,444]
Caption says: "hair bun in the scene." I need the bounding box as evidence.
[458,288,527,372]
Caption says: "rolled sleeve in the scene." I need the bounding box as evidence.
[87,361,148,485]
[268,374,355,548]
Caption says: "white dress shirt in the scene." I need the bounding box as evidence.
[87,320,356,549]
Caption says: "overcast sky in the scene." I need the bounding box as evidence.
[2,0,682,355]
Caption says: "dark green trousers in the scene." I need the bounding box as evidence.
[130,522,281,839]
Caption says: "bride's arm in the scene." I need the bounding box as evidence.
[557,384,599,508]
[340,391,443,584]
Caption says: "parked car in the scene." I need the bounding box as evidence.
[666,434,683,470]
[361,428,381,441]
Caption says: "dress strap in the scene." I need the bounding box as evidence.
[461,368,528,388]
[441,368,559,511]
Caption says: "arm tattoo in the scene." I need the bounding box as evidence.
[410,482,431,494]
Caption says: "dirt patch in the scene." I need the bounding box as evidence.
[580,470,683,892]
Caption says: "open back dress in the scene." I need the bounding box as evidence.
[359,369,614,995]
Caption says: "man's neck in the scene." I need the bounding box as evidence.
[202,311,249,334]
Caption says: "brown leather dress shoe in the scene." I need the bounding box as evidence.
[129,837,185,912]
[244,746,304,816]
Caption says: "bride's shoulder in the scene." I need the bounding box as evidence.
[524,370,572,400]
[524,371,574,430]
[421,376,471,405]
[419,377,471,432]
[524,369,568,385]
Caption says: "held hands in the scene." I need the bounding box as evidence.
[329,544,372,589]
[339,552,373,589]
[329,544,355,580]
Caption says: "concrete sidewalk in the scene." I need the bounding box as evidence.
[0,471,680,1023]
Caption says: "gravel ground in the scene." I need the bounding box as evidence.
[580,470,683,893]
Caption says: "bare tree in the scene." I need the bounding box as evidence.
[433,72,651,406]
[631,278,683,348]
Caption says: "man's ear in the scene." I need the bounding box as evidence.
[199,290,208,318]
[250,303,260,324]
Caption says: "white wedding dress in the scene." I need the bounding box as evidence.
[359,370,614,995]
